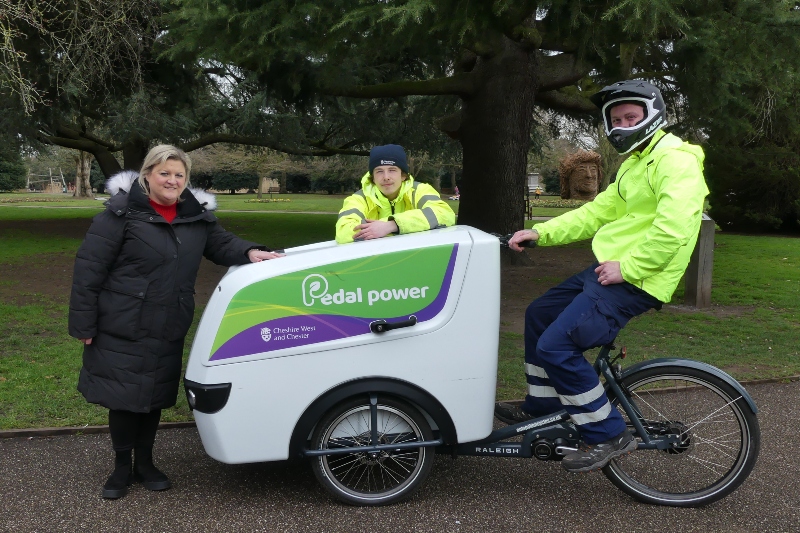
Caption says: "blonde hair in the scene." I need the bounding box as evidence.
[138,145,192,195]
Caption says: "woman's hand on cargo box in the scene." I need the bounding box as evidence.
[248,250,286,262]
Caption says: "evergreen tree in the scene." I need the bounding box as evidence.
[6,2,799,231]
[169,0,800,234]
[2,1,371,181]
[677,2,800,232]
[0,149,26,192]
[210,171,260,195]
[542,169,561,196]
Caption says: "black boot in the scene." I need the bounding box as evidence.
[134,445,171,491]
[102,450,133,499]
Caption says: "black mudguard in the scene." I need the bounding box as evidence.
[620,358,758,414]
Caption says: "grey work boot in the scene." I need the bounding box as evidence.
[561,430,637,473]
[493,402,536,425]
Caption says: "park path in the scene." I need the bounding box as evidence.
[1,380,798,533]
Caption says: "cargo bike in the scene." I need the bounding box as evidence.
[183,226,760,507]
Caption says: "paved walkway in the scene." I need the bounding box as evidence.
[1,381,798,532]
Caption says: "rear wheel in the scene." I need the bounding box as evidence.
[310,396,435,506]
[604,366,760,507]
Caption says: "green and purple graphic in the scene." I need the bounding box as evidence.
[209,244,459,361]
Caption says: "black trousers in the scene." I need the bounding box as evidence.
[108,409,162,452]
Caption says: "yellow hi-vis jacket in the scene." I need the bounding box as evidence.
[534,131,709,302]
[336,173,456,244]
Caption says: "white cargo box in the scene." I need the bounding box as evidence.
[184,226,500,464]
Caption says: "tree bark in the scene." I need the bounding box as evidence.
[123,136,150,172]
[456,37,538,237]
[280,170,287,194]
[93,148,122,179]
[43,131,122,178]
[73,151,94,198]
[431,172,441,192]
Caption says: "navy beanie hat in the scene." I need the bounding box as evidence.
[369,144,409,174]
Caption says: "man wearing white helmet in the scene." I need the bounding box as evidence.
[495,80,709,473]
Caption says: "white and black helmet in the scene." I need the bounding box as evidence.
[590,80,667,154]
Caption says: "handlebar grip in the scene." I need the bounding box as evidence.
[494,233,537,249]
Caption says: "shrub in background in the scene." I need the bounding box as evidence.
[706,143,800,232]
[0,150,27,192]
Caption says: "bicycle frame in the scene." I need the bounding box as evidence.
[445,344,682,458]
[303,344,688,460]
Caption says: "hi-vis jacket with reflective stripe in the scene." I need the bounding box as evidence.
[534,130,709,303]
[335,173,456,243]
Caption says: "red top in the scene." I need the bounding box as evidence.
[149,199,177,224]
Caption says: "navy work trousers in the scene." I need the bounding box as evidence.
[521,263,661,444]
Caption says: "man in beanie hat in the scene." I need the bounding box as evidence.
[495,80,708,474]
[336,144,455,243]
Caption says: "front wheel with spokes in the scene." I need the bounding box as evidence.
[604,366,760,507]
[310,396,435,506]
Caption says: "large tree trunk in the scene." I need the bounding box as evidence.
[431,171,441,192]
[456,38,538,237]
[73,151,94,198]
[123,135,150,172]
[279,170,287,194]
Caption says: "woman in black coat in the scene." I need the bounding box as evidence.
[68,145,282,499]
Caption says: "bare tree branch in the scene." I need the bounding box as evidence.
[535,89,597,114]
[80,131,122,151]
[180,133,368,156]
[50,124,122,151]
[538,53,590,92]
[38,133,122,176]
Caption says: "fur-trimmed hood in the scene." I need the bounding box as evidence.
[105,170,217,210]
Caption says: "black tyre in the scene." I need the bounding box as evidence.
[604,366,760,507]
[310,396,435,506]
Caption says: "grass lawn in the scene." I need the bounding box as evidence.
[1,205,799,429]
[1,191,446,214]
[0,191,574,218]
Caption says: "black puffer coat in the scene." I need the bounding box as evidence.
[68,172,266,412]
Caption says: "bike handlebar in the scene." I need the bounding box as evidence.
[492,233,538,249]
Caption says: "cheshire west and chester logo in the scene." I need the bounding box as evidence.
[301,274,431,307]
[260,327,271,342]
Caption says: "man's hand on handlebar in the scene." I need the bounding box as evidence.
[507,229,539,252]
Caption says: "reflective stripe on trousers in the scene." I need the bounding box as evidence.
[522,263,660,444]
